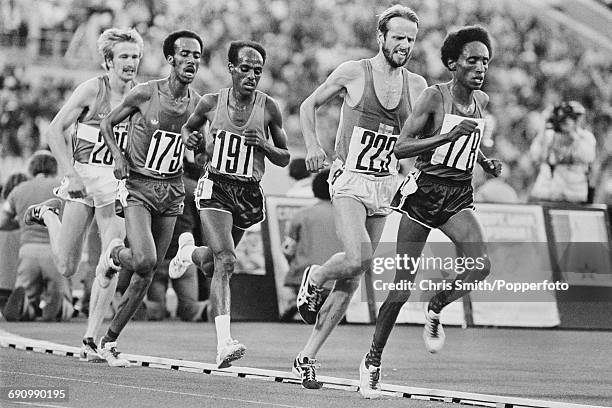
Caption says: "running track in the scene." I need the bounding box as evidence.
[1,320,610,407]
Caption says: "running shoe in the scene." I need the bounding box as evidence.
[292,354,322,389]
[23,198,62,226]
[79,337,104,362]
[296,265,324,324]
[169,232,194,279]
[359,354,382,399]
[423,303,445,353]
[98,339,130,367]
[216,339,246,369]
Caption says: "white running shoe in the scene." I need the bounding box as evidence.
[98,340,130,367]
[359,354,382,399]
[216,339,246,369]
[169,232,195,279]
[423,304,445,353]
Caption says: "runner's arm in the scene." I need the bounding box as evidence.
[254,96,290,167]
[299,61,361,171]
[45,79,99,176]
[394,88,477,159]
[100,83,150,160]
[182,94,216,150]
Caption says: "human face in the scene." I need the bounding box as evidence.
[171,37,202,84]
[230,47,264,96]
[109,42,141,82]
[453,41,490,90]
[380,17,418,68]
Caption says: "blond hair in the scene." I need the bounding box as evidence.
[97,28,144,70]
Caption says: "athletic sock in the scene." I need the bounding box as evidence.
[428,291,449,314]
[215,315,231,350]
[365,340,383,368]
[179,244,196,264]
[85,273,118,339]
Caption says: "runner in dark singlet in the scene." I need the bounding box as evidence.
[173,40,290,369]
[363,26,502,389]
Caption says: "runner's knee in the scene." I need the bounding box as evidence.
[214,250,236,275]
[132,252,157,277]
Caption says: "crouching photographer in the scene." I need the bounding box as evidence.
[530,101,596,203]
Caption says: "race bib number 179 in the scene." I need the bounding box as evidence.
[431,114,485,171]
[144,130,184,175]
[345,126,398,174]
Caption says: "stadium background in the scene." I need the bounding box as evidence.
[1,0,612,198]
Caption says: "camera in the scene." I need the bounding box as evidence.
[547,102,580,132]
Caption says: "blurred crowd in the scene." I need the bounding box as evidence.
[1,0,612,201]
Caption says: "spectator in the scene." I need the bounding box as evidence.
[285,158,313,198]
[280,169,340,321]
[529,101,596,203]
[0,172,29,310]
[0,151,73,321]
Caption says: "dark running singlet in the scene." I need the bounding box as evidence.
[414,83,485,181]
[336,59,412,176]
[72,75,132,167]
[207,88,267,182]
[127,79,199,179]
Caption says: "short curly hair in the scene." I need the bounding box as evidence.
[162,30,203,60]
[228,40,266,65]
[441,25,492,70]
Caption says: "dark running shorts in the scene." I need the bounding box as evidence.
[122,173,185,217]
[195,172,265,230]
[391,172,474,229]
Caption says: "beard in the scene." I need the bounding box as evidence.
[382,44,409,68]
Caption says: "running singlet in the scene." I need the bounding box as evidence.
[207,88,267,182]
[72,75,132,167]
[127,80,199,179]
[414,83,486,181]
[335,59,412,176]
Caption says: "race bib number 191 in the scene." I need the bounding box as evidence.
[211,130,254,177]
[144,130,184,175]
[431,114,485,171]
[345,126,398,174]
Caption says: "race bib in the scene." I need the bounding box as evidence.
[144,130,184,175]
[210,130,254,177]
[87,123,129,167]
[344,126,398,174]
[431,114,485,171]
